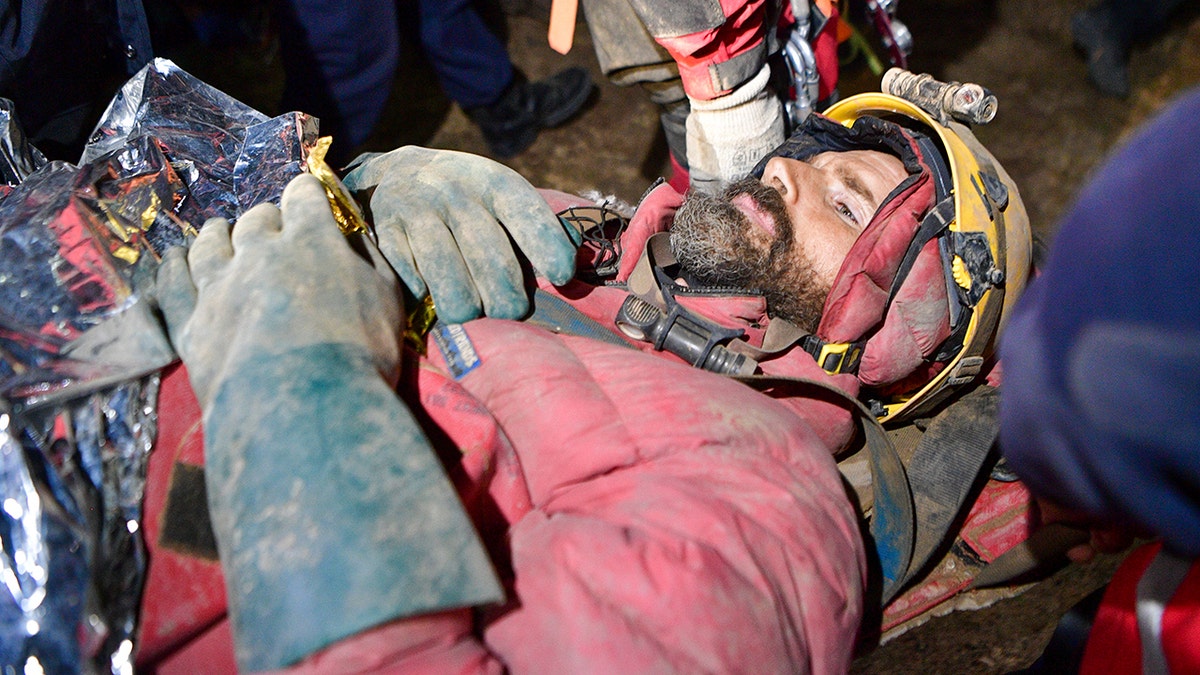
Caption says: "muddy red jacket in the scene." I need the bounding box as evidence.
[645,0,839,103]
[136,183,869,673]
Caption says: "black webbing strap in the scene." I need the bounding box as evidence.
[734,373,915,604]
[526,288,635,349]
[887,197,956,303]
[894,384,1000,593]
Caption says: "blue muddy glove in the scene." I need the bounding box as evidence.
[155,174,502,672]
[342,146,580,323]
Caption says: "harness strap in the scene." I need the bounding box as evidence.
[624,231,675,307]
[527,288,634,349]
[895,384,1000,592]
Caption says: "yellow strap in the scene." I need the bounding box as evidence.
[815,340,861,374]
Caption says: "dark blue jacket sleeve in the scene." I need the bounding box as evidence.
[0,0,150,154]
[998,86,1200,558]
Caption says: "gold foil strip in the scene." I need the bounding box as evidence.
[306,136,367,235]
[306,136,438,350]
[405,296,438,355]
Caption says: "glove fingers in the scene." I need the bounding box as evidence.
[190,217,234,289]
[484,172,578,286]
[231,201,283,251]
[359,231,401,291]
[340,151,384,186]
[403,210,481,324]
[442,200,529,321]
[434,152,576,285]
[343,147,435,192]
[374,212,428,301]
[155,247,198,349]
[279,174,343,246]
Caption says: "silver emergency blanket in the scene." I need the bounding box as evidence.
[0,58,318,673]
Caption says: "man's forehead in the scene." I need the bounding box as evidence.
[806,148,910,205]
[750,113,925,180]
[833,161,876,205]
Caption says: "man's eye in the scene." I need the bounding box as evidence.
[837,202,859,225]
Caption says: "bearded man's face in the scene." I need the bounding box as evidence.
[671,177,829,332]
[669,149,910,333]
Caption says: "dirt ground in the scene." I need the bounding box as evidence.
[157,1,1200,672]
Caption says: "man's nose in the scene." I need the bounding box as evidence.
[760,157,816,206]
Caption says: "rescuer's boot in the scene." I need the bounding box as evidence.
[1071,7,1130,99]
[466,67,595,158]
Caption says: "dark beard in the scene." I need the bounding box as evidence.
[669,178,830,332]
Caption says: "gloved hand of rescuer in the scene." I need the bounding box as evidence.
[685,64,786,194]
[157,173,404,405]
[342,146,581,324]
[155,173,502,672]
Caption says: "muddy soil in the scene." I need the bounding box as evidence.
[158,1,1200,672]
[157,0,1200,242]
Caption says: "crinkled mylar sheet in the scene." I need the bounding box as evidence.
[0,57,323,673]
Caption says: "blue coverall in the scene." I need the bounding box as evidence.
[275,0,515,157]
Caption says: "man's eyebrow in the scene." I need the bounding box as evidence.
[835,164,877,207]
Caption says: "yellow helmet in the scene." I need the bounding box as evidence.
[756,72,1032,423]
